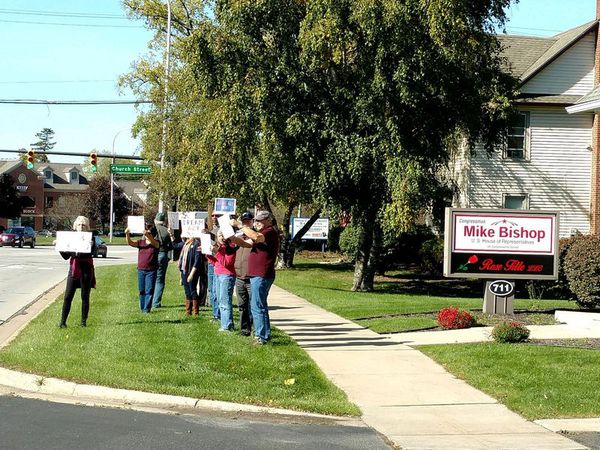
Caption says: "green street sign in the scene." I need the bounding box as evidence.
[110,164,152,174]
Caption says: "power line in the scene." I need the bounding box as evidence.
[0,8,128,19]
[0,18,143,28]
[0,79,115,85]
[0,99,153,105]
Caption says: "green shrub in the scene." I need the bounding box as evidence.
[436,306,475,329]
[338,224,360,261]
[491,321,530,343]
[564,235,600,309]
[418,236,444,276]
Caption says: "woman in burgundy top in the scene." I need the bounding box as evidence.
[126,223,160,313]
[59,216,96,328]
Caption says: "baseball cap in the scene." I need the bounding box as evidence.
[240,211,254,221]
[255,210,271,221]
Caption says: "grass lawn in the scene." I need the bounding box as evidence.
[419,342,600,420]
[275,260,577,333]
[0,264,359,416]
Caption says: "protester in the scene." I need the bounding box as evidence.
[207,213,221,321]
[126,223,160,313]
[178,236,205,316]
[58,216,96,328]
[236,210,280,345]
[234,211,255,336]
[152,212,173,309]
[207,231,251,332]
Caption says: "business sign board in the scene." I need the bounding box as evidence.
[291,217,329,240]
[443,208,559,280]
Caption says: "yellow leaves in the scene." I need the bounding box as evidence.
[284,377,296,385]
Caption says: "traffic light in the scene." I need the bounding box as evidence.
[90,152,98,172]
[26,150,35,169]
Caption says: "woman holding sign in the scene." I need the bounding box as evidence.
[126,223,160,313]
[58,216,96,328]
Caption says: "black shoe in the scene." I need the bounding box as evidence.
[59,323,67,328]
[242,330,251,336]
[80,322,87,327]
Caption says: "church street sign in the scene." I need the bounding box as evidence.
[110,164,152,174]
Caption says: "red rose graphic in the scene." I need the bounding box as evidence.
[468,255,478,264]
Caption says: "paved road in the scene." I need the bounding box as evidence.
[0,245,137,323]
[0,394,391,450]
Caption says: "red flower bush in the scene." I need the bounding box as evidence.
[436,307,475,329]
[491,321,530,343]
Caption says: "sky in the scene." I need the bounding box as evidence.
[0,0,597,165]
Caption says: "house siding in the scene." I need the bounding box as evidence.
[466,109,592,237]
[521,32,595,96]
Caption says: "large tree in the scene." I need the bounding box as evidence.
[123,0,517,289]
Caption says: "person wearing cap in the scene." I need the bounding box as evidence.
[235,210,280,345]
[152,212,174,309]
[233,211,255,336]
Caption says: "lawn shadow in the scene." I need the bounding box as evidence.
[115,319,187,326]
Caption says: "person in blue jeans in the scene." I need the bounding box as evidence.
[208,213,221,320]
[232,210,280,345]
[151,212,173,309]
[126,224,160,313]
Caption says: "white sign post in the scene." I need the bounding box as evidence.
[167,212,180,230]
[127,216,145,234]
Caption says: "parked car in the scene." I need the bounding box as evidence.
[112,230,125,237]
[36,229,54,237]
[0,226,36,248]
[93,236,107,258]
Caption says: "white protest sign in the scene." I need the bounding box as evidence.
[218,214,235,239]
[213,198,236,215]
[167,212,179,230]
[127,216,145,234]
[55,231,93,253]
[180,212,206,238]
[200,233,213,255]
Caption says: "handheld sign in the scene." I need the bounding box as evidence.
[200,233,213,255]
[180,212,206,238]
[167,212,179,230]
[55,231,92,253]
[127,216,145,234]
[218,214,235,239]
[213,198,236,215]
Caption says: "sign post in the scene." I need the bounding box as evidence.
[444,208,559,315]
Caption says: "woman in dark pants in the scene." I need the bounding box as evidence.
[59,216,96,328]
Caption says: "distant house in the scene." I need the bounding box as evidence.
[451,19,600,237]
[0,160,148,230]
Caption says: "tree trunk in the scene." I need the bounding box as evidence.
[352,216,375,291]
[278,208,322,269]
[277,203,295,269]
[362,221,383,290]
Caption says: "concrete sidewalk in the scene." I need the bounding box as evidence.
[268,285,588,450]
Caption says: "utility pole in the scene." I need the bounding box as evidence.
[158,0,171,214]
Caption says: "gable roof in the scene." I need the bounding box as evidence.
[499,20,597,83]
[0,160,23,175]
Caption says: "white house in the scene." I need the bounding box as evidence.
[451,17,600,237]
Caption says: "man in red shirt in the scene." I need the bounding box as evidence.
[237,210,280,345]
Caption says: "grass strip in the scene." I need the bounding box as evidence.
[0,264,359,416]
[420,342,600,420]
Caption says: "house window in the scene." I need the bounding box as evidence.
[70,171,78,183]
[503,194,529,210]
[44,170,52,179]
[505,112,529,160]
[45,197,53,208]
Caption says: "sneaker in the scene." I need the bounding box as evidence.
[252,337,266,346]
[58,323,67,329]
[241,330,251,337]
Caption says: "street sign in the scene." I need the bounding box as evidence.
[110,164,151,174]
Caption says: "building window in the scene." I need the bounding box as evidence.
[45,197,53,208]
[503,194,529,210]
[70,171,78,183]
[44,170,52,180]
[504,112,529,160]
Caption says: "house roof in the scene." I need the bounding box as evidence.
[516,94,583,105]
[499,20,598,83]
[0,160,23,175]
[115,180,148,205]
[566,84,600,114]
